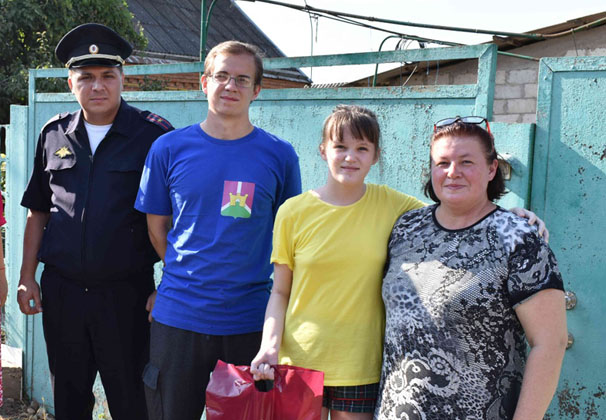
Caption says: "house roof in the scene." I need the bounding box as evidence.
[491,11,606,50]
[127,0,311,84]
[350,11,606,87]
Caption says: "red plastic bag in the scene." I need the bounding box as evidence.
[206,360,324,420]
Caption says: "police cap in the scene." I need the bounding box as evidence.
[55,23,133,69]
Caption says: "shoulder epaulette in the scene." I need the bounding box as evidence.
[41,112,71,132]
[145,112,173,131]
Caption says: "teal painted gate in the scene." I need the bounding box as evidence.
[2,43,580,417]
[534,56,606,419]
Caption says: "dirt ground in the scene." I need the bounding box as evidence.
[0,398,29,420]
[0,398,52,420]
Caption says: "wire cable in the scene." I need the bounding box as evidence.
[301,8,460,47]
[240,0,606,43]
[240,0,546,39]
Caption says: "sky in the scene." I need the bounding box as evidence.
[235,0,605,84]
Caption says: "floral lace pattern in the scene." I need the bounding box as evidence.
[375,206,563,420]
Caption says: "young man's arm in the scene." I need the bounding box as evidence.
[147,214,171,261]
[509,207,549,242]
[145,213,171,322]
[17,210,50,314]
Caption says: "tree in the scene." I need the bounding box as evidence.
[0,0,147,123]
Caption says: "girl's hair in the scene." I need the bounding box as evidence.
[423,122,507,202]
[321,105,380,156]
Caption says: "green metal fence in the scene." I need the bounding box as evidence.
[4,43,544,417]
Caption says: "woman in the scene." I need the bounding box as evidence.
[375,116,567,420]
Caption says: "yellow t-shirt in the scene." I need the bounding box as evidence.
[271,184,425,386]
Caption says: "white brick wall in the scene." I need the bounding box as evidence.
[496,114,519,123]
[495,84,524,99]
[372,24,606,125]
[493,67,540,123]
[495,70,507,84]
[507,69,537,84]
[453,72,477,84]
[524,83,538,99]
[492,25,606,123]
[507,98,535,114]
[493,99,508,114]
[521,113,536,124]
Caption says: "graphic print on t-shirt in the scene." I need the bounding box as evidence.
[221,180,255,219]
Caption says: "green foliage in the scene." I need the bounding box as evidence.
[137,76,168,91]
[0,0,147,123]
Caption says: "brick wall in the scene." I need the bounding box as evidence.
[492,25,606,123]
[124,73,308,92]
[368,24,606,123]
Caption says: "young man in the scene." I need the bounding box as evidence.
[17,23,173,420]
[136,41,302,420]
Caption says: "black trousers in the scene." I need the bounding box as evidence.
[144,320,262,420]
[40,267,153,420]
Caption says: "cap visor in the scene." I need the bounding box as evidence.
[69,58,122,68]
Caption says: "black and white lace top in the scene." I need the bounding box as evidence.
[375,205,563,420]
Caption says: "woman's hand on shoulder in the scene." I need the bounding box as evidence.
[250,347,279,381]
[509,207,549,243]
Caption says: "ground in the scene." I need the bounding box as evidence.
[0,398,52,420]
[0,398,28,420]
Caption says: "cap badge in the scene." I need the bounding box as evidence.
[54,146,73,158]
[89,44,99,54]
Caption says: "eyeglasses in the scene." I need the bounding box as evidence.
[434,116,491,133]
[209,72,253,88]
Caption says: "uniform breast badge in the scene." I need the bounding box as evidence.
[54,146,73,158]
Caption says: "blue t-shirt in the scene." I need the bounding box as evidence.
[135,123,302,334]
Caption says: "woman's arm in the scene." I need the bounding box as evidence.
[250,263,293,380]
[513,288,567,420]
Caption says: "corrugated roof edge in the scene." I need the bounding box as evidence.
[127,53,310,84]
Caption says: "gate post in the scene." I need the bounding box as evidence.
[475,43,497,118]
[5,105,29,351]
[5,105,32,397]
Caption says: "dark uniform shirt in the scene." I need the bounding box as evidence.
[21,99,173,286]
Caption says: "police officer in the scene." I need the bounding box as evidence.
[17,23,173,420]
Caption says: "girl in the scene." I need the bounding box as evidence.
[251,106,544,420]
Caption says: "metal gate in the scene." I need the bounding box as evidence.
[534,56,606,419]
[4,43,539,416]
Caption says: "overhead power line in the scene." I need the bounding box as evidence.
[239,0,547,40]
[303,7,461,47]
[239,0,606,69]
[240,0,606,43]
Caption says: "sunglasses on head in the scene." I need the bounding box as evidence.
[434,116,491,133]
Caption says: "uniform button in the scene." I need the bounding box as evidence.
[85,288,89,292]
